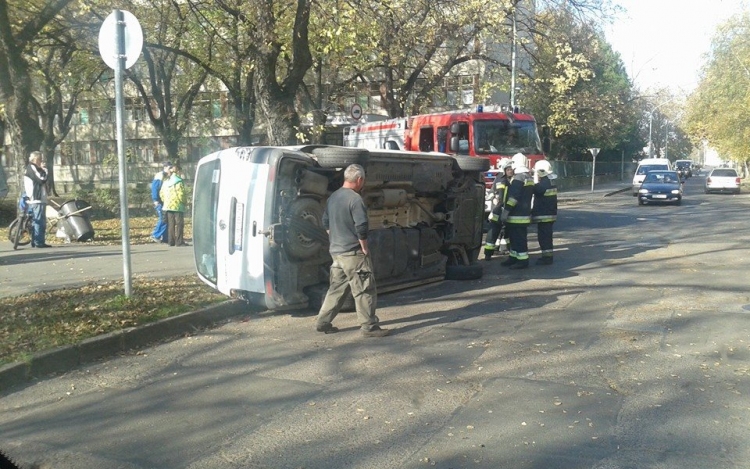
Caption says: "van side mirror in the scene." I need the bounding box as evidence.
[450,123,459,134]
[450,136,459,152]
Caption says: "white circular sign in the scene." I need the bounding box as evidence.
[351,104,363,120]
[98,10,143,70]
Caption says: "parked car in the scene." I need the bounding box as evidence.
[637,170,683,205]
[674,159,693,179]
[191,145,488,312]
[632,158,671,195]
[705,168,741,194]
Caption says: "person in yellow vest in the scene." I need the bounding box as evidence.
[500,153,534,269]
[160,163,188,246]
[531,160,558,265]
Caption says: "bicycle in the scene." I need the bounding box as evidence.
[7,198,33,250]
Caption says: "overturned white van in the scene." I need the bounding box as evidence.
[192,145,488,312]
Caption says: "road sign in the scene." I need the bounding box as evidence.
[98,10,143,70]
[351,104,363,120]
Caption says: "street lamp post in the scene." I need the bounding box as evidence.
[648,98,677,158]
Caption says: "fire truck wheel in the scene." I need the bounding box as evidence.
[284,197,326,260]
[311,147,369,168]
[445,263,484,280]
[453,155,491,172]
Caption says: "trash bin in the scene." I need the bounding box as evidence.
[60,199,95,241]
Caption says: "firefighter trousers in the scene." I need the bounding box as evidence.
[537,222,554,258]
[506,223,529,261]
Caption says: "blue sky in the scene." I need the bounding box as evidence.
[604,0,747,94]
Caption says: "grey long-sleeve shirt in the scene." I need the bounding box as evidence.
[322,187,368,255]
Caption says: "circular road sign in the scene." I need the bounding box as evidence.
[351,104,363,120]
[98,10,143,70]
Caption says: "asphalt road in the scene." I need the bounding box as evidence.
[2,173,750,469]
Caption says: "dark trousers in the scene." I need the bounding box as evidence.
[537,222,554,257]
[505,223,529,261]
[166,211,184,246]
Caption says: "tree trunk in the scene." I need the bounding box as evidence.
[255,66,300,146]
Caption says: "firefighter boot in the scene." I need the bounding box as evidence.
[536,256,553,265]
[509,259,529,269]
[484,247,494,261]
[500,256,517,267]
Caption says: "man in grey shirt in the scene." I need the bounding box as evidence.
[315,164,390,337]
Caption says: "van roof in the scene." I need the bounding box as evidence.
[637,158,670,164]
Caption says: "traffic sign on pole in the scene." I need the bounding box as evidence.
[589,148,600,192]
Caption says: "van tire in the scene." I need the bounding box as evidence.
[311,147,369,168]
[453,156,491,172]
[284,197,326,260]
[445,263,484,280]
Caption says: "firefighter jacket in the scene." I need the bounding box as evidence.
[531,176,558,223]
[490,173,511,215]
[504,172,534,224]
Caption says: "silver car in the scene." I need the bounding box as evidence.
[705,168,741,194]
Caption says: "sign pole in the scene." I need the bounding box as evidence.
[588,147,600,192]
[113,9,133,297]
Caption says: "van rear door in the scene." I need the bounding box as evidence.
[193,148,270,298]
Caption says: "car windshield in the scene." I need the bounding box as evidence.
[637,164,669,175]
[473,120,542,155]
[711,169,737,177]
[644,172,679,183]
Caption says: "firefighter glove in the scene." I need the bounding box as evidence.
[488,212,499,222]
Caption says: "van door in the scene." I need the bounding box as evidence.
[193,148,270,298]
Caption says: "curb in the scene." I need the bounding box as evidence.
[0,299,250,395]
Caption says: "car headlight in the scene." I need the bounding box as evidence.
[671,190,681,194]
[638,188,649,194]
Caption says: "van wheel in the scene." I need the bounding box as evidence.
[284,198,326,260]
[445,263,483,280]
[311,147,369,168]
[453,155,491,172]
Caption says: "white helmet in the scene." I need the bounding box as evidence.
[511,153,528,171]
[513,165,529,174]
[534,160,553,177]
[497,157,512,170]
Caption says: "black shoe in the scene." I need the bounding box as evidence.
[509,260,529,269]
[500,257,517,267]
[484,250,493,261]
[536,257,553,265]
[316,323,339,334]
[361,325,390,337]
[34,243,52,248]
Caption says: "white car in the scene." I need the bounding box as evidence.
[705,168,741,194]
[191,145,488,311]
[632,158,671,196]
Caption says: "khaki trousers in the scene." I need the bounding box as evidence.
[316,251,379,331]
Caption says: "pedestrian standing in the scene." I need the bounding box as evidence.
[500,153,534,269]
[23,151,51,248]
[315,164,390,337]
[150,161,171,243]
[484,158,513,260]
[160,163,188,247]
[531,160,558,265]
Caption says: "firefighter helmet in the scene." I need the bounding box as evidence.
[497,158,512,170]
[534,160,553,177]
[511,153,528,172]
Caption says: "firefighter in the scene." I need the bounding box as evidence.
[500,153,534,269]
[484,158,513,260]
[531,160,558,265]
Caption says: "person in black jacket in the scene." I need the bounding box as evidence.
[531,160,558,265]
[500,154,534,269]
[23,151,51,248]
[484,158,513,260]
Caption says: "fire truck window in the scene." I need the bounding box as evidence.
[437,127,448,153]
[419,127,434,152]
[456,122,470,155]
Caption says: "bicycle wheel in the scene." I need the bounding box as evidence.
[10,215,32,249]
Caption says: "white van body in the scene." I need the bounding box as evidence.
[632,158,672,195]
[192,145,488,312]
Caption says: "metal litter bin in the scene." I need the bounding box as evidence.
[60,199,94,241]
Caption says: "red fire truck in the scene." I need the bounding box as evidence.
[343,105,549,189]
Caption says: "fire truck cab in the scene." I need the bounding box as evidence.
[344,106,550,211]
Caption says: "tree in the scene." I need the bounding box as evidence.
[685,12,750,170]
[0,0,74,183]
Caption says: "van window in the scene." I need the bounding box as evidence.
[637,164,669,175]
[193,158,221,284]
